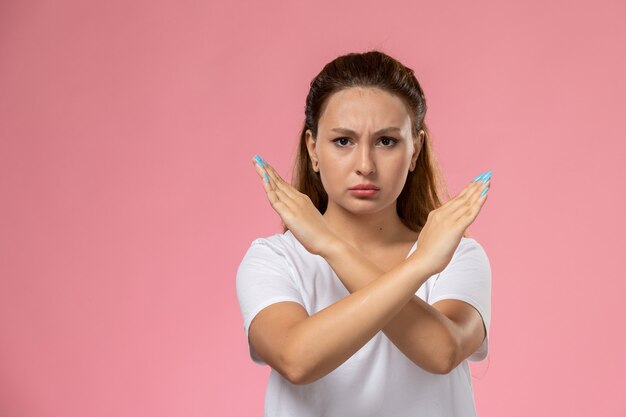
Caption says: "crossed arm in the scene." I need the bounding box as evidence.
[248,157,488,384]
[250,239,486,385]
[321,238,487,375]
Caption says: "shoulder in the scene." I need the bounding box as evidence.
[444,237,491,271]
[430,237,492,296]
[244,230,298,257]
[238,230,303,268]
[236,232,297,291]
[456,237,489,258]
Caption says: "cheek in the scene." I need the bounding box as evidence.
[320,153,348,174]
[318,164,336,186]
[386,152,410,170]
[384,156,411,187]
[320,169,342,189]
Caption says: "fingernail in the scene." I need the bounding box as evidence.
[254,155,264,167]
[264,172,270,183]
[473,173,485,182]
[260,157,268,167]
[481,170,492,184]
[480,186,489,197]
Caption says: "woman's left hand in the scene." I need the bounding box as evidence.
[252,155,338,257]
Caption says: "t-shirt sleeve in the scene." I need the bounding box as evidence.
[428,238,492,362]
[235,238,306,366]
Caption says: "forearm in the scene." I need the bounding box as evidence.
[319,239,458,374]
[283,250,432,384]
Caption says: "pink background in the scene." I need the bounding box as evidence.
[1,0,625,416]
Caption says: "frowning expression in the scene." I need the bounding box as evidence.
[306,87,422,214]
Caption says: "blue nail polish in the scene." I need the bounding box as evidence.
[473,173,485,183]
[260,157,268,167]
[255,155,266,168]
[264,172,270,183]
[482,171,492,184]
[480,187,489,197]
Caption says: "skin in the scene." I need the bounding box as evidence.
[306,86,424,253]
[249,86,492,384]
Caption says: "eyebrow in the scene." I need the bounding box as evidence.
[330,127,402,136]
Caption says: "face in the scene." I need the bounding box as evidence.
[305,87,423,215]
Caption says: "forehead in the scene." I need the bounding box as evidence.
[318,87,411,129]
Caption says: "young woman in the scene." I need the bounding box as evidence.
[236,50,492,417]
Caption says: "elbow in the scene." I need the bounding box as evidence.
[284,364,309,385]
[285,359,323,385]
[433,339,461,375]
[285,365,320,386]
[280,348,314,385]
[436,355,458,375]
[287,372,313,385]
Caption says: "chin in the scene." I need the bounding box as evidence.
[343,199,390,213]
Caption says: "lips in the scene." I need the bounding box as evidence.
[349,184,380,190]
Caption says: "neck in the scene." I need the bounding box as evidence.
[322,200,409,251]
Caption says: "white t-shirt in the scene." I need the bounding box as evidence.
[236,230,491,417]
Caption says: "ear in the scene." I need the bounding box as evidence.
[305,129,319,172]
[410,130,425,172]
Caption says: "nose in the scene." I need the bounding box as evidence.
[356,145,375,176]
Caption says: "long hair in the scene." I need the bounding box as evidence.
[283,50,470,238]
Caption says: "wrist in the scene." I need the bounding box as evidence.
[407,248,438,278]
[317,233,345,261]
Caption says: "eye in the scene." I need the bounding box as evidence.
[332,136,399,148]
[332,137,352,147]
[379,136,399,147]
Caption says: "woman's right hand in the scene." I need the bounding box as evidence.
[410,171,492,275]
[252,155,340,258]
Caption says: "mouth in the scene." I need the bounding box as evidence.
[349,188,380,197]
[349,185,380,191]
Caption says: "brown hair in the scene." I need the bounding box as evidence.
[283,50,470,238]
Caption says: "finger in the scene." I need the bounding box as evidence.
[455,178,491,223]
[465,177,490,206]
[462,177,491,211]
[444,174,490,214]
[445,171,489,208]
[259,158,302,202]
[443,181,477,209]
[461,173,491,201]
[446,173,491,222]
[256,157,284,184]
[461,185,489,226]
[252,157,275,193]
[253,157,289,212]
[253,158,297,210]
